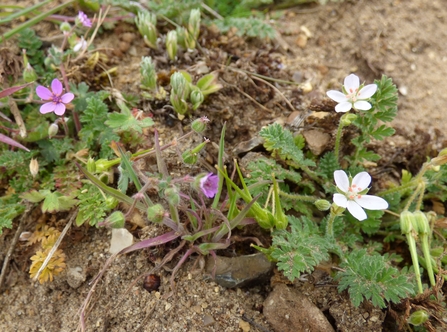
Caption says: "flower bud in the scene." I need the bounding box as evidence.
[105,197,119,209]
[182,150,198,165]
[400,210,414,234]
[140,56,157,91]
[191,116,210,134]
[190,90,204,110]
[23,63,37,83]
[95,159,116,172]
[188,8,201,40]
[407,310,429,326]
[147,204,165,223]
[340,113,358,126]
[135,11,158,50]
[29,158,39,178]
[60,22,71,33]
[315,199,331,211]
[106,211,125,229]
[48,123,59,138]
[87,157,96,173]
[413,211,430,235]
[164,187,180,206]
[166,30,178,61]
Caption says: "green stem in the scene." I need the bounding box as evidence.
[2,0,75,41]
[377,180,419,197]
[404,183,423,211]
[420,233,436,287]
[326,210,337,239]
[278,190,318,203]
[406,232,423,294]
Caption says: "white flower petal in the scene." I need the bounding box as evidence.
[351,172,371,190]
[358,84,377,99]
[334,170,349,192]
[327,90,348,103]
[356,195,389,210]
[335,102,352,113]
[354,100,372,110]
[333,193,348,208]
[347,200,367,221]
[344,74,360,90]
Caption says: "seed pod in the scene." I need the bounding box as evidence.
[143,274,160,292]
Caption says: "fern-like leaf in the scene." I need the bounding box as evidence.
[336,249,414,308]
[271,215,331,281]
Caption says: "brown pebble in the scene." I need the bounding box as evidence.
[143,274,161,292]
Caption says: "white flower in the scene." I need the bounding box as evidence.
[333,170,388,221]
[73,37,87,52]
[326,74,377,113]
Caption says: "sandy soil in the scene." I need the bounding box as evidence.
[1,0,447,331]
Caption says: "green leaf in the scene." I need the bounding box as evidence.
[20,189,45,202]
[271,215,331,281]
[260,123,315,167]
[106,112,154,134]
[41,191,77,213]
[336,249,414,308]
[370,125,395,141]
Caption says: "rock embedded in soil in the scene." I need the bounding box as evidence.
[263,283,334,332]
[109,228,134,254]
[302,129,331,156]
[205,253,274,288]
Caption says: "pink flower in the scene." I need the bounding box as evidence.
[200,173,219,198]
[36,79,74,116]
[77,11,92,28]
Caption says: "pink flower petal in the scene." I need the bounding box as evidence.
[335,102,352,113]
[53,103,66,116]
[40,102,56,114]
[344,74,360,90]
[351,172,371,190]
[334,170,349,192]
[61,92,74,103]
[347,200,367,221]
[326,90,347,103]
[51,79,63,96]
[356,195,389,210]
[36,86,53,100]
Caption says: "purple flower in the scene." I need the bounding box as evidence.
[78,11,92,28]
[36,79,74,116]
[200,173,219,198]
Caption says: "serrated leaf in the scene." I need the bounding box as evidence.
[370,125,395,140]
[20,189,46,202]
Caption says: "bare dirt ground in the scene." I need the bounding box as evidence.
[1,0,447,331]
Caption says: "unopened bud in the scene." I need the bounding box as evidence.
[190,90,204,110]
[107,211,125,229]
[87,157,96,173]
[60,22,71,33]
[400,210,414,234]
[23,63,37,83]
[105,197,119,209]
[164,187,180,206]
[340,113,358,126]
[182,150,197,165]
[407,310,429,326]
[315,199,331,211]
[48,123,59,138]
[166,30,178,61]
[147,204,165,223]
[191,116,210,134]
[413,211,430,234]
[29,158,39,178]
